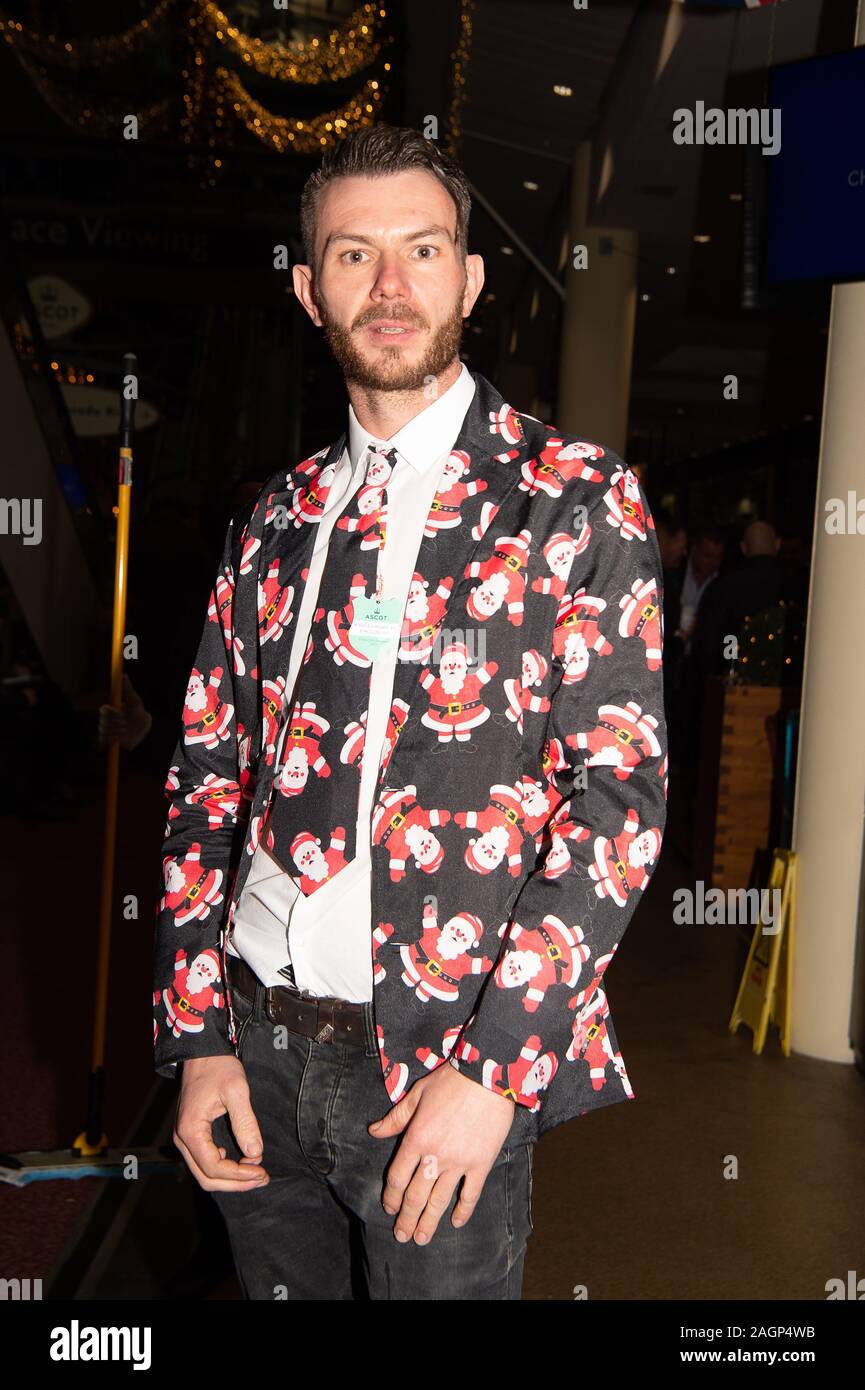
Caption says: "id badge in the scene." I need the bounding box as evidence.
[349,594,402,659]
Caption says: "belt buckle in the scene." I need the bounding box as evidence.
[315,1021,335,1044]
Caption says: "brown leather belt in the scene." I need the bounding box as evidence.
[227,952,369,1049]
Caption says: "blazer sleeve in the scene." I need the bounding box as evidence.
[151,513,248,1080]
[449,463,668,1118]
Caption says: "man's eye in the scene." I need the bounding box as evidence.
[342,249,368,264]
[414,245,438,259]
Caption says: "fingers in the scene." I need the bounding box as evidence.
[394,1169,460,1246]
[175,1126,269,1193]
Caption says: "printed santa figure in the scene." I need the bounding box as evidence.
[208,571,246,675]
[481,1035,558,1112]
[420,642,498,742]
[518,437,605,496]
[372,920,396,984]
[488,403,525,454]
[503,649,551,734]
[567,700,662,780]
[161,844,224,926]
[260,676,288,766]
[471,497,500,542]
[164,765,181,832]
[341,708,368,769]
[493,914,590,1012]
[588,809,663,907]
[603,465,649,542]
[531,527,590,601]
[377,698,411,775]
[284,454,339,528]
[397,572,454,664]
[423,450,489,538]
[322,572,375,668]
[376,1025,409,1103]
[182,667,234,749]
[518,776,559,847]
[238,531,261,576]
[540,805,590,878]
[185,774,241,830]
[265,827,348,892]
[400,902,493,1004]
[274,700,332,795]
[540,736,570,791]
[454,781,527,876]
[658,752,669,802]
[416,1026,480,1070]
[552,589,613,684]
[619,576,663,671]
[566,983,614,1089]
[371,786,449,881]
[161,947,225,1039]
[257,560,294,645]
[336,459,392,545]
[245,809,264,858]
[465,530,531,626]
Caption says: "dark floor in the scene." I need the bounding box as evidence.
[3,764,864,1300]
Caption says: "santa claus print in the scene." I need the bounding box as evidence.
[422,449,489,538]
[161,844,224,926]
[283,453,340,529]
[551,589,613,684]
[371,786,450,881]
[464,529,532,626]
[492,913,590,1012]
[159,947,225,1039]
[502,648,551,734]
[274,699,333,795]
[480,1035,558,1112]
[588,809,663,907]
[454,781,527,876]
[530,526,590,601]
[567,700,662,780]
[397,571,454,664]
[518,437,605,496]
[419,641,498,742]
[185,774,241,830]
[400,901,493,1004]
[182,667,234,749]
[603,465,649,542]
[257,560,294,645]
[619,576,663,671]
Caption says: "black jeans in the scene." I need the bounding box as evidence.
[210,975,535,1300]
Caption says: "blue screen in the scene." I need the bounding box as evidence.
[767,47,865,284]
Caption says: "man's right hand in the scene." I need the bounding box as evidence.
[173,1055,270,1193]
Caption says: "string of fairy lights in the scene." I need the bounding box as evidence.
[0,0,392,173]
[445,0,473,158]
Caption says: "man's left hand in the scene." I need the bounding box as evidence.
[367,1061,516,1245]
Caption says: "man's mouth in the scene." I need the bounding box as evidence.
[364,321,419,338]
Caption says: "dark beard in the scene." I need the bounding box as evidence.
[314,290,466,392]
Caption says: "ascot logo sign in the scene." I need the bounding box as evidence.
[673,101,781,156]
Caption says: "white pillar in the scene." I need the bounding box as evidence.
[790,5,865,1063]
[557,141,637,456]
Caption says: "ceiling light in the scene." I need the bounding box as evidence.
[523,180,539,191]
[500,245,514,256]
[640,293,651,302]
[693,234,711,244]
[553,84,573,97]
[729,192,743,202]
[665,265,677,275]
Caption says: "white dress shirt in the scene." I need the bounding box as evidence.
[226,363,477,1000]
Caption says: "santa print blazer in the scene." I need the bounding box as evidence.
[152,369,668,1142]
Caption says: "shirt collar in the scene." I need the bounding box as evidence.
[346,361,476,477]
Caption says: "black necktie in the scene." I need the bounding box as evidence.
[263,445,397,894]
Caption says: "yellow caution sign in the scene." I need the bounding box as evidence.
[729,849,795,1056]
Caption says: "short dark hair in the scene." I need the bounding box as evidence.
[300,124,471,271]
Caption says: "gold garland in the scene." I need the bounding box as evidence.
[0,0,177,67]
[1,1,391,155]
[445,0,474,158]
[203,1,386,85]
[215,68,383,155]
[10,45,173,135]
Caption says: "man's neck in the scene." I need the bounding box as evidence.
[345,357,463,440]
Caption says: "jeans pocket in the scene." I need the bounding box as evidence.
[231,985,256,1061]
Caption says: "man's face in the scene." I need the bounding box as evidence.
[294,169,484,392]
[693,535,723,577]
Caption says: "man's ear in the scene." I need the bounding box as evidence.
[461,253,485,318]
[293,263,322,326]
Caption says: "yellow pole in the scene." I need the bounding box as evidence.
[75,357,136,1155]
